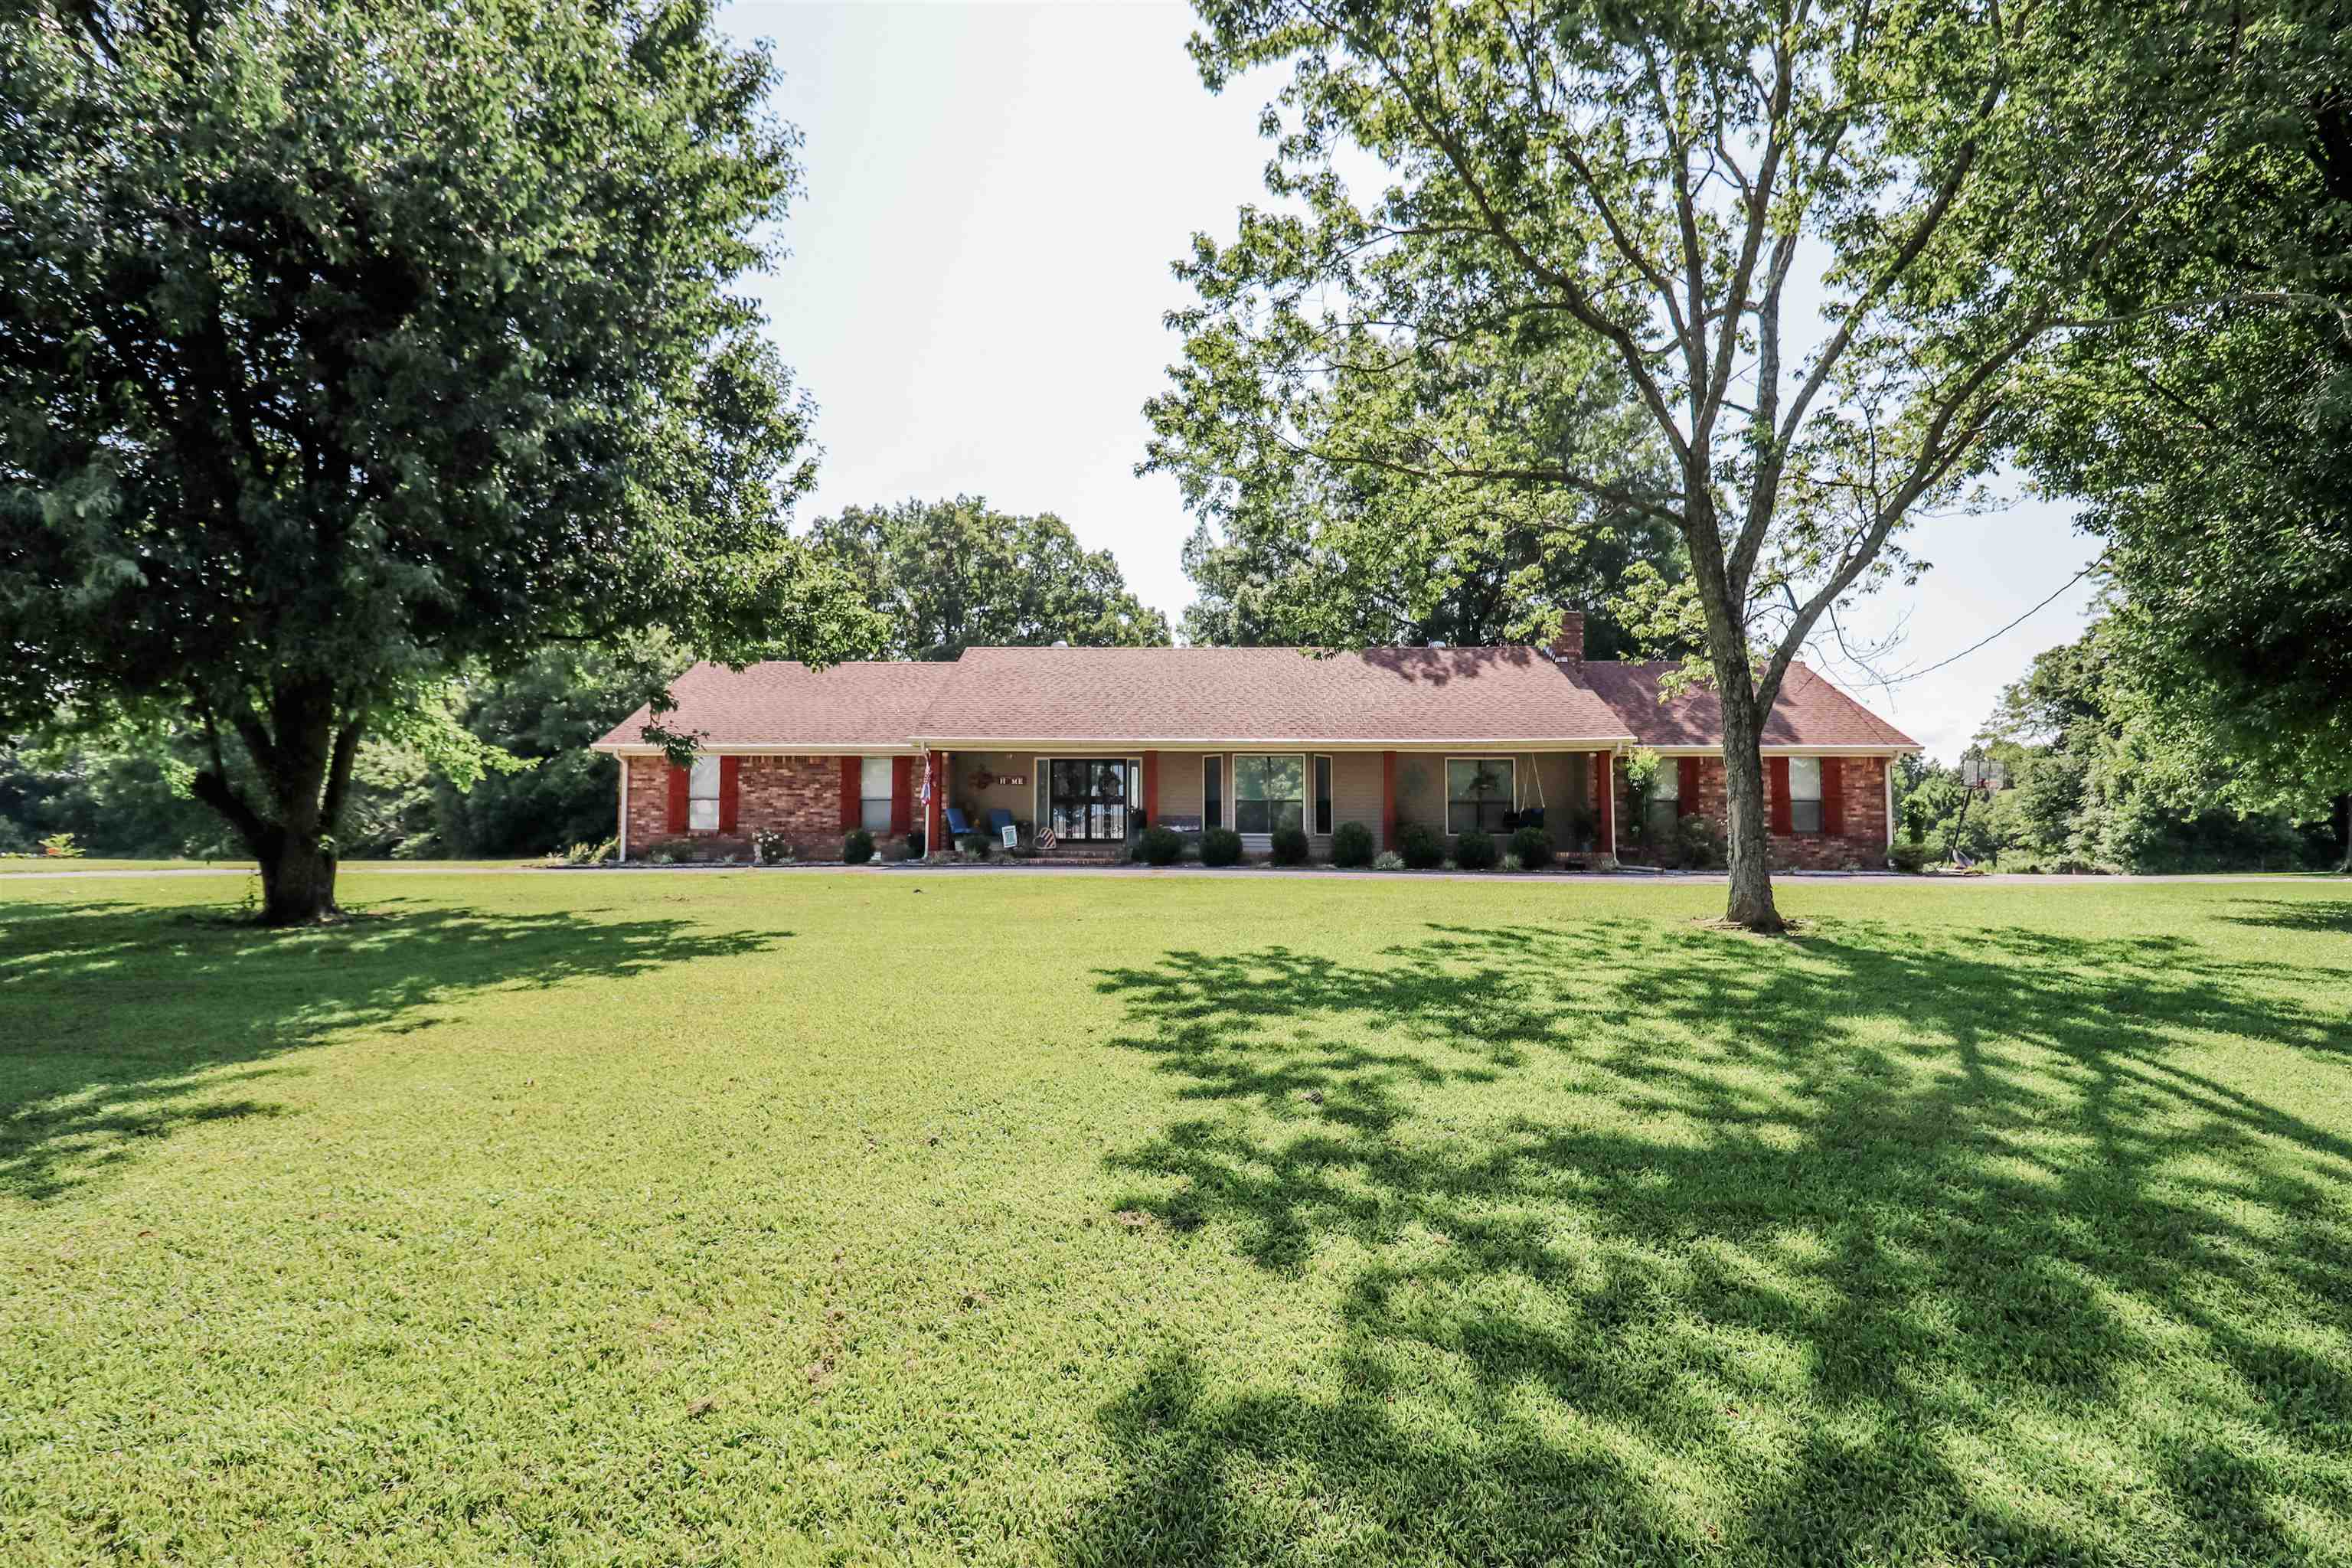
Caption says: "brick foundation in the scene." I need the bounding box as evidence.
[621,754,916,863]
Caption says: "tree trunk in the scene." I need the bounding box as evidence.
[2334,792,2350,874]
[1717,686,1783,931]
[189,681,358,926]
[258,827,341,925]
[1682,498,1784,932]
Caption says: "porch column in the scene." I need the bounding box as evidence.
[1381,750,1397,850]
[1596,750,1615,859]
[926,750,947,852]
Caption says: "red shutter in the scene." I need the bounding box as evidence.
[840,756,859,831]
[1769,756,1793,835]
[890,756,913,835]
[1677,756,1699,818]
[718,756,740,834]
[666,764,688,833]
[1821,757,1844,837]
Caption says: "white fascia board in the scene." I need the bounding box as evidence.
[592,743,923,756]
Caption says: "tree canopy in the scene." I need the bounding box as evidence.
[807,497,1171,660]
[0,0,877,919]
[1159,337,1687,654]
[1146,0,2288,926]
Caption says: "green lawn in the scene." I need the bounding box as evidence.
[3,871,2348,1566]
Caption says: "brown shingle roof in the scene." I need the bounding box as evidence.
[592,647,1918,752]
[914,645,1635,744]
[596,660,954,750]
[1573,661,1919,749]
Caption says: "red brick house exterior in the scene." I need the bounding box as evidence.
[593,616,1919,868]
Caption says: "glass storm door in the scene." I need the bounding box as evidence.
[1048,759,1129,841]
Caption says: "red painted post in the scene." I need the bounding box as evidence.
[1597,751,1615,857]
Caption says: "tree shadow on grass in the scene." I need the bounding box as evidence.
[1075,916,2352,1566]
[0,895,789,1203]
[2215,896,2352,936]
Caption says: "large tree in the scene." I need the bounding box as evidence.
[808,497,1171,660]
[2017,12,2352,868]
[1161,336,1688,653]
[1147,0,2268,927]
[0,0,877,921]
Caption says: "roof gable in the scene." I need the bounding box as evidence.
[1574,661,1918,749]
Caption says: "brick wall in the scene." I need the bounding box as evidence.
[622,753,903,862]
[1628,755,1890,870]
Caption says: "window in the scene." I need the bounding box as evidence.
[1645,757,1680,842]
[1314,756,1333,835]
[859,756,893,832]
[1232,755,1304,835]
[1446,758,1513,834]
[1788,756,1824,834]
[688,754,720,831]
[1203,756,1222,829]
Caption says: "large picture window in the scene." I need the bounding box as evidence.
[1788,756,1824,834]
[688,755,721,831]
[1233,755,1305,835]
[859,756,893,833]
[1446,758,1514,834]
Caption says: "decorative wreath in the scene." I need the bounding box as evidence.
[971,769,996,791]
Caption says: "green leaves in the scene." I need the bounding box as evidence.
[0,0,876,890]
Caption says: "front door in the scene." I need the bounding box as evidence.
[1047,759,1129,841]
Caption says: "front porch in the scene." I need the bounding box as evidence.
[922,747,1623,862]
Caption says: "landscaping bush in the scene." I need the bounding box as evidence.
[1200,827,1244,867]
[642,837,691,865]
[559,836,616,866]
[1670,813,1726,870]
[753,830,795,865]
[958,831,991,856]
[1330,821,1375,868]
[903,830,924,859]
[1501,852,1524,872]
[1397,822,1443,869]
[1886,840,1930,874]
[1135,825,1184,866]
[1269,825,1309,866]
[843,828,876,864]
[1454,828,1499,870]
[1509,825,1555,870]
[1372,850,1406,871]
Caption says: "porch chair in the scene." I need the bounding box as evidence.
[987,809,1018,844]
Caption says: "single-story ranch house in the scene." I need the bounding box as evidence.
[592,614,1920,868]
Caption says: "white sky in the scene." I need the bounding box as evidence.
[727,0,2105,763]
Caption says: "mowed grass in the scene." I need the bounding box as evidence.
[2,871,2348,1566]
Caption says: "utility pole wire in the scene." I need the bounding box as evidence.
[1874,555,2109,688]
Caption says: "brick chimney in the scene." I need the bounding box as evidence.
[1549,611,1586,663]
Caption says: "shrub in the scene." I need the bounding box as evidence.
[1886,840,1929,874]
[958,831,991,856]
[1670,813,1726,870]
[642,837,691,865]
[1331,820,1375,868]
[843,828,876,864]
[903,830,924,859]
[38,831,83,859]
[560,836,616,866]
[753,830,796,865]
[1397,822,1443,869]
[1508,825,1555,870]
[1200,827,1244,867]
[1372,850,1406,871]
[1454,828,1499,870]
[1135,825,1184,866]
[1269,825,1309,865]
[1500,853,1524,873]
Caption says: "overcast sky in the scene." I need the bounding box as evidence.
[724,0,2105,762]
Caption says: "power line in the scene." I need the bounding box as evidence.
[1877,557,2106,687]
